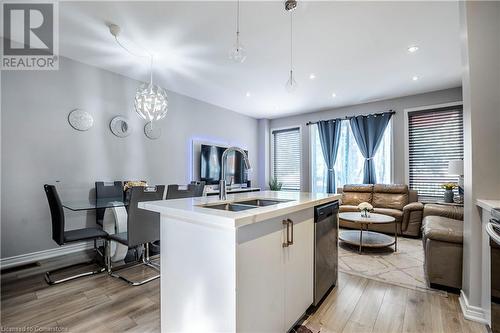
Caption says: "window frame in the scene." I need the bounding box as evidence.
[270,125,302,191]
[404,101,464,199]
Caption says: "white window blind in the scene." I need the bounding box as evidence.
[272,127,301,191]
[408,105,464,202]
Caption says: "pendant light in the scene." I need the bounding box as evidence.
[285,0,298,93]
[109,24,168,122]
[134,58,168,122]
[229,0,247,63]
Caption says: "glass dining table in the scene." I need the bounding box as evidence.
[62,197,127,211]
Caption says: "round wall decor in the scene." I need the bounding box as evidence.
[144,122,161,140]
[68,109,93,131]
[110,116,132,138]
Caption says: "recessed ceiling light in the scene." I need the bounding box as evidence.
[246,91,251,97]
[309,73,316,80]
[408,45,419,53]
[412,76,419,81]
[331,93,337,98]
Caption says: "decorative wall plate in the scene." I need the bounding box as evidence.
[68,109,93,131]
[144,121,161,140]
[110,116,131,138]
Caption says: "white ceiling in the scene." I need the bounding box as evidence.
[58,1,462,119]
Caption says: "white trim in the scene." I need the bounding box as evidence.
[459,290,489,324]
[0,242,93,269]
[404,101,463,113]
[270,125,302,191]
[403,100,463,186]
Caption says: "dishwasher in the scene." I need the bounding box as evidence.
[313,200,339,306]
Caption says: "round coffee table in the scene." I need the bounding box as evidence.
[339,212,397,254]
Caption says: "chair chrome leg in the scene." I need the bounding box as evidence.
[45,243,106,285]
[107,243,160,286]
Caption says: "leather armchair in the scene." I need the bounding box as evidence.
[338,184,424,237]
[422,204,464,290]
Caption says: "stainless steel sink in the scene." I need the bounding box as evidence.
[201,203,257,212]
[234,199,293,207]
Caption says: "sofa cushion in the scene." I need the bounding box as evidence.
[339,205,360,213]
[372,184,409,210]
[341,185,373,206]
[423,215,463,244]
[373,208,404,222]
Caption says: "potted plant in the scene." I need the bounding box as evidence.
[358,202,373,218]
[441,183,457,203]
[268,177,283,191]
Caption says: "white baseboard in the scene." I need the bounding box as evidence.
[0,242,93,270]
[459,290,489,325]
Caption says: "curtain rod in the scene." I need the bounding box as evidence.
[305,110,395,126]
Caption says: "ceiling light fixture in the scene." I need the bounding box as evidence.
[309,73,316,80]
[229,0,246,63]
[285,0,298,93]
[412,76,419,81]
[246,91,251,97]
[331,93,337,98]
[109,24,168,122]
[408,45,419,53]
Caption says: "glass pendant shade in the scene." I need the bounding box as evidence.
[285,70,298,93]
[229,39,247,63]
[134,82,168,121]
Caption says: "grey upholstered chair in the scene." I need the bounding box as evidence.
[166,182,205,199]
[44,184,109,285]
[95,181,123,226]
[106,185,165,286]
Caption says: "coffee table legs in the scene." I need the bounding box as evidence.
[359,223,364,253]
[355,223,397,254]
[394,221,398,252]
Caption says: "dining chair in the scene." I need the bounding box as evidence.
[95,181,123,226]
[106,185,165,286]
[43,184,109,285]
[166,182,205,199]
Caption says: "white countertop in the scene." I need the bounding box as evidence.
[139,191,340,229]
[476,199,500,212]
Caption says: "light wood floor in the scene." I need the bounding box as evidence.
[1,258,487,333]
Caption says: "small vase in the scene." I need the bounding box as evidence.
[444,189,454,203]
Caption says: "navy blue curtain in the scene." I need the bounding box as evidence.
[317,120,342,193]
[349,113,392,184]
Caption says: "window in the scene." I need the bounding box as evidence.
[272,127,301,191]
[311,120,392,193]
[407,105,463,202]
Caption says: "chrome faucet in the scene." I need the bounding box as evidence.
[219,147,251,200]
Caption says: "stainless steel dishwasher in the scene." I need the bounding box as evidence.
[313,200,339,306]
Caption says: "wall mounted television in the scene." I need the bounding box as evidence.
[200,144,248,185]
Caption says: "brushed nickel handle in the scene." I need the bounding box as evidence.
[287,218,294,245]
[282,220,289,247]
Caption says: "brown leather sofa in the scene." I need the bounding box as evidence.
[338,184,424,237]
[422,204,464,290]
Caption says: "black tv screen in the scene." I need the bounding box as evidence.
[200,144,248,185]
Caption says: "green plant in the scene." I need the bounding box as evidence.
[441,183,457,190]
[269,177,283,191]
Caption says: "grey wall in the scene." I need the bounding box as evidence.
[1,57,259,259]
[460,0,500,313]
[269,87,463,191]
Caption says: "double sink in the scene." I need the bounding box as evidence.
[201,199,293,212]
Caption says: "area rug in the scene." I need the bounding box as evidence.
[338,229,443,294]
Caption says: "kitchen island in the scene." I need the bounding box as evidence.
[139,190,340,333]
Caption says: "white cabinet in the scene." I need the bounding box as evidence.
[237,208,314,332]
